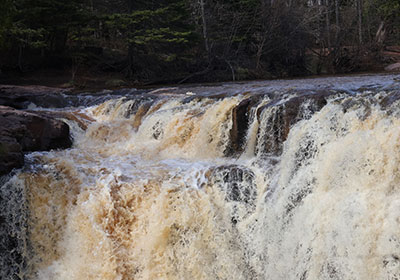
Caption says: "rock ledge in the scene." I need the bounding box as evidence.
[0,106,72,175]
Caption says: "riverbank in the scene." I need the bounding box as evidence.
[1,69,400,95]
[1,46,399,91]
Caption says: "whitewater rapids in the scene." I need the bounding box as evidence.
[1,75,400,279]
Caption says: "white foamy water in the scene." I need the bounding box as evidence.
[1,74,400,279]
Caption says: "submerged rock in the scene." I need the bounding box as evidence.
[0,106,72,175]
[206,164,257,224]
[207,165,256,204]
[380,90,400,109]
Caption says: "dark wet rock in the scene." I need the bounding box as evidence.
[380,90,400,109]
[226,95,263,156]
[0,215,26,280]
[28,110,95,130]
[207,165,256,204]
[181,90,247,104]
[206,164,257,224]
[0,138,24,177]
[0,106,72,175]
[285,179,314,215]
[152,121,164,140]
[0,85,71,109]
[181,95,206,104]
[95,95,159,119]
[122,96,156,119]
[132,101,154,131]
[0,85,146,109]
[0,175,29,280]
[255,90,331,156]
[339,96,373,121]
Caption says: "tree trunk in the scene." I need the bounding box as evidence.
[126,0,135,77]
[127,44,135,77]
[325,0,331,50]
[18,46,24,72]
[256,37,266,70]
[375,21,386,45]
[357,0,362,44]
[335,0,339,45]
[51,29,69,53]
[199,0,210,60]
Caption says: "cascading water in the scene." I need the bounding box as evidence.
[1,75,400,279]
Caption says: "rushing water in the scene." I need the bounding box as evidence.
[1,74,400,279]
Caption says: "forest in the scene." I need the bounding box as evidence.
[0,0,399,86]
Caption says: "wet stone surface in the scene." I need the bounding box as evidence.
[0,106,72,175]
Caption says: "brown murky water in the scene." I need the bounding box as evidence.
[2,74,400,279]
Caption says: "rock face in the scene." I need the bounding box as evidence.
[255,91,330,155]
[223,90,335,158]
[226,95,263,156]
[0,106,72,175]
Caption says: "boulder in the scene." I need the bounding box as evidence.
[385,62,400,72]
[0,138,24,176]
[0,85,70,109]
[0,106,72,175]
[29,110,95,130]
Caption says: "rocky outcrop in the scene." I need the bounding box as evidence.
[29,110,95,130]
[0,104,73,279]
[0,85,71,109]
[0,106,72,175]
[226,95,263,156]
[385,62,400,72]
[223,90,335,158]
[255,91,330,156]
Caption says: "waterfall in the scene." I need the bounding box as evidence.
[1,76,400,279]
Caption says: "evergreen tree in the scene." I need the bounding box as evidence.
[0,0,14,49]
[13,0,91,52]
[104,0,196,80]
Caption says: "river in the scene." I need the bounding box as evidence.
[1,74,400,279]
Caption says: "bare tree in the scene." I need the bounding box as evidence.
[335,0,339,45]
[325,0,331,49]
[198,0,210,60]
[356,0,363,44]
[375,21,386,45]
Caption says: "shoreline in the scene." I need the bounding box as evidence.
[1,69,399,94]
